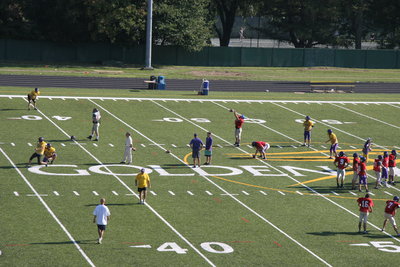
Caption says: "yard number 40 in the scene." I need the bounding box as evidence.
[157,242,234,254]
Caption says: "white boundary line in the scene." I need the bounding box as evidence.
[89,99,332,266]
[1,94,400,104]
[26,100,216,267]
[151,99,400,244]
[0,147,96,267]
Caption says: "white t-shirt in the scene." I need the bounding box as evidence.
[125,136,133,147]
[92,111,101,123]
[93,204,110,225]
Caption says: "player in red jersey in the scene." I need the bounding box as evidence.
[351,153,360,190]
[358,156,369,192]
[381,196,400,236]
[381,151,389,187]
[334,151,350,188]
[388,150,397,185]
[373,155,383,189]
[230,109,245,147]
[251,141,270,159]
[357,194,374,233]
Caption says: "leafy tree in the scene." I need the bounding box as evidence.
[212,0,240,46]
[0,0,35,39]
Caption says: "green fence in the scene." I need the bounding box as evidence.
[1,39,399,69]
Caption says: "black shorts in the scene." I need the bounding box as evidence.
[97,224,106,231]
[27,94,36,102]
[29,153,42,164]
[138,187,147,192]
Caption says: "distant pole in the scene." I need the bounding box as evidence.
[144,0,153,69]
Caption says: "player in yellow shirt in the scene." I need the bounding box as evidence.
[27,88,40,110]
[28,137,47,166]
[42,143,57,166]
[135,168,151,204]
[303,115,314,147]
[326,129,338,159]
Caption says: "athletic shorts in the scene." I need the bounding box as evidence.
[330,143,338,153]
[384,212,397,226]
[382,167,388,179]
[352,172,358,183]
[359,175,367,185]
[359,211,369,223]
[97,224,106,231]
[389,167,396,176]
[192,150,200,159]
[337,169,346,179]
[29,153,42,164]
[138,187,147,192]
[235,128,242,139]
[262,143,270,153]
[375,171,381,182]
[204,150,212,156]
[27,94,36,102]
[43,154,56,162]
[304,131,311,140]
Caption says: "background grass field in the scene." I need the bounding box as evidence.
[1,86,400,266]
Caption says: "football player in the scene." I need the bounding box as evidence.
[42,143,57,166]
[326,129,338,159]
[334,151,350,188]
[27,87,40,110]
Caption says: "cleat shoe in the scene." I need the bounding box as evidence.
[87,136,92,140]
[94,139,98,141]
[120,161,125,164]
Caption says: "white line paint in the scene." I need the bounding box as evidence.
[259,191,267,195]
[369,192,375,196]
[92,191,99,196]
[27,143,32,146]
[61,143,66,147]
[112,191,119,196]
[330,191,339,196]
[109,143,114,147]
[150,191,157,196]
[27,194,48,196]
[171,144,177,148]
[247,145,252,148]
[205,191,213,196]
[277,145,282,149]
[73,191,80,196]
[296,191,303,195]
[384,191,393,196]
[278,191,286,195]
[0,148,95,267]
[187,191,194,196]
[93,143,98,147]
[168,191,175,196]
[11,143,15,146]
[350,146,357,149]
[217,144,223,148]
[141,144,146,147]
[242,191,249,195]
[14,191,19,196]
[348,191,357,196]
[53,191,60,196]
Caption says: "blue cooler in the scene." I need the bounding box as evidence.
[202,79,209,95]
[157,76,166,90]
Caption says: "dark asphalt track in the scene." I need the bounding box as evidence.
[0,74,399,93]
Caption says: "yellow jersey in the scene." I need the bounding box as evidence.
[136,173,150,188]
[328,133,338,144]
[44,147,56,158]
[35,141,47,155]
[303,120,314,131]
[29,90,40,100]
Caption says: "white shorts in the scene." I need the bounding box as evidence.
[375,171,381,182]
[92,123,100,134]
[262,143,270,152]
[359,211,369,223]
[337,169,346,180]
[235,128,242,139]
[352,172,358,183]
[384,212,397,226]
[389,167,395,176]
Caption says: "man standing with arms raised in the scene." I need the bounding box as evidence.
[93,198,110,244]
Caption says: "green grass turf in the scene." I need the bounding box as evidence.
[1,91,400,266]
[1,63,400,82]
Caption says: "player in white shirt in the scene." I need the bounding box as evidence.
[87,108,101,141]
[120,132,136,164]
[93,198,110,244]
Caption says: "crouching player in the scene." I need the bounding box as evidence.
[42,143,57,166]
[28,137,46,166]
[251,141,270,160]
[357,193,374,234]
[334,151,349,188]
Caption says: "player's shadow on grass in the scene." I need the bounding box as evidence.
[288,185,346,194]
[0,108,27,111]
[162,163,189,169]
[85,203,137,207]
[307,231,391,239]
[30,240,94,245]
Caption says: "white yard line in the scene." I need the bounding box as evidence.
[0,148,95,267]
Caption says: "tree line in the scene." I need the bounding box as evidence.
[1,0,399,51]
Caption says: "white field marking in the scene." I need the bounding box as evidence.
[168,191,175,196]
[205,191,213,196]
[296,191,304,195]
[11,143,15,146]
[73,191,80,196]
[331,103,400,130]
[94,99,331,266]
[130,245,152,248]
[0,148,95,266]
[28,142,32,146]
[8,96,12,99]
[350,146,357,149]
[112,99,117,101]
[186,144,190,147]
[125,193,134,196]
[109,143,114,147]
[321,145,327,149]
[74,98,78,101]
[241,191,249,195]
[395,146,400,150]
[92,191,99,196]
[384,191,393,196]
[291,145,297,149]
[247,145,252,148]
[29,101,216,267]
[210,101,400,243]
[27,194,48,196]
[141,144,146,147]
[277,145,282,149]
[14,191,19,196]
[259,191,267,195]
[187,191,194,196]
[369,192,375,196]
[3,94,400,104]
[217,144,223,148]
[112,191,119,196]
[221,193,239,196]
[388,104,400,109]
[93,143,98,147]
[49,97,52,100]
[53,191,60,196]
[330,191,339,196]
[61,143,66,147]
[278,191,286,195]
[150,191,157,196]
[125,99,129,102]
[61,98,65,101]
[348,191,357,196]
[171,144,177,147]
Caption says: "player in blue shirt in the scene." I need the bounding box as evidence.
[189,133,204,168]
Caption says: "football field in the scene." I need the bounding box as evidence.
[1,90,400,266]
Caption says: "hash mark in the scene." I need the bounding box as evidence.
[92,191,99,196]
[205,191,213,196]
[259,191,267,195]
[171,144,177,147]
[27,143,32,146]
[93,143,98,147]
[73,191,80,196]
[61,143,66,147]
[187,191,194,195]
[242,191,249,195]
[53,191,59,196]
[348,191,357,196]
[109,143,114,147]
[112,191,119,196]
[296,191,303,195]
[168,191,175,196]
[14,191,19,196]
[150,191,157,196]
[384,191,393,196]
[331,191,339,196]
[278,191,285,195]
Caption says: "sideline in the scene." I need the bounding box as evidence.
[0,147,96,267]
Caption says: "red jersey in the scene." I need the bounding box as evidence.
[384,200,400,215]
[357,197,374,212]
[389,154,397,167]
[352,157,360,171]
[358,162,367,176]
[255,141,266,149]
[235,118,244,129]
[373,159,382,172]
[335,156,349,169]
[382,156,389,168]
